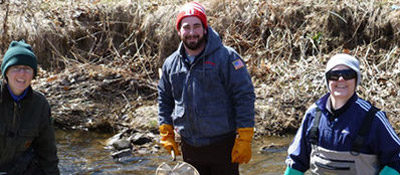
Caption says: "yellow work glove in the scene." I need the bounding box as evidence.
[231,127,254,164]
[159,124,181,156]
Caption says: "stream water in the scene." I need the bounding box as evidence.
[56,129,293,175]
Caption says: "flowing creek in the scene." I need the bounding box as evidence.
[56,129,293,174]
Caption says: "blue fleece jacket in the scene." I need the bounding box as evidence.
[158,27,255,146]
[286,93,400,173]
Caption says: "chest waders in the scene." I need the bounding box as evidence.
[308,105,380,175]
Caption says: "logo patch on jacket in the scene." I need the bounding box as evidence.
[205,61,215,66]
[232,59,244,70]
[25,141,32,148]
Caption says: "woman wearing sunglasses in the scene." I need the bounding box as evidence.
[284,53,400,175]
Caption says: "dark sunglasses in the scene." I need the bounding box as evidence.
[326,69,357,81]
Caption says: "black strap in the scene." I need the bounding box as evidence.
[308,103,379,152]
[351,105,378,154]
[309,106,322,145]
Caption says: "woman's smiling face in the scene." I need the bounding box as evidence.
[6,65,34,95]
[328,65,356,101]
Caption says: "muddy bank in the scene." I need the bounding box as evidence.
[0,0,399,138]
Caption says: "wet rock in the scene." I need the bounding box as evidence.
[107,128,159,157]
[113,138,131,150]
[111,148,132,159]
[106,130,132,150]
[106,132,123,146]
[259,143,287,153]
[129,132,153,145]
[132,137,152,145]
[136,147,148,154]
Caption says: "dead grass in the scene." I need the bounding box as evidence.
[1,0,400,135]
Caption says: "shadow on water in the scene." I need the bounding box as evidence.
[56,129,293,174]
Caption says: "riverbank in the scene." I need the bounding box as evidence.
[1,0,399,137]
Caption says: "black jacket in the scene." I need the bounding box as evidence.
[0,81,59,174]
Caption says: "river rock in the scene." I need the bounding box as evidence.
[111,148,132,159]
[259,143,287,153]
[113,138,131,150]
[129,132,153,145]
[106,129,132,150]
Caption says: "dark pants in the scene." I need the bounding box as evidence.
[181,135,239,175]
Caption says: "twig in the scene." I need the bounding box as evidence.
[46,38,76,67]
[328,10,347,24]
[121,93,131,109]
[2,0,9,46]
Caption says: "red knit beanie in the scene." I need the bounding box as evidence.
[176,2,207,31]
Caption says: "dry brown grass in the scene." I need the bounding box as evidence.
[1,0,400,135]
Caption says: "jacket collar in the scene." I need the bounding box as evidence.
[316,92,358,115]
[7,84,29,102]
[0,80,33,104]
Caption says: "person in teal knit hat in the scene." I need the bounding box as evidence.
[0,40,59,174]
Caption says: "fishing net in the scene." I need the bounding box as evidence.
[156,161,199,175]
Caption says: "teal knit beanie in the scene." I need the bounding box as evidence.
[1,40,37,78]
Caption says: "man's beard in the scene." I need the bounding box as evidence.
[182,34,206,50]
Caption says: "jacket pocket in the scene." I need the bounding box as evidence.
[17,128,38,151]
[197,104,231,137]
[312,153,357,174]
[19,128,38,137]
[315,161,351,170]
[170,72,186,100]
[192,68,226,103]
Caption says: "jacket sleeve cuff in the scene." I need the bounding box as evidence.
[380,166,400,175]
[284,167,304,175]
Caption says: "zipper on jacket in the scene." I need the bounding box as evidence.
[185,58,201,139]
[13,102,17,128]
[185,69,195,138]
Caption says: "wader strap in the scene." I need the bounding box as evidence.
[309,107,322,145]
[351,106,378,154]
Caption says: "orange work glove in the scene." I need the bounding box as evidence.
[231,127,254,164]
[159,124,181,156]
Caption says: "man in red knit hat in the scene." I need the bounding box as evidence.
[158,2,255,175]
